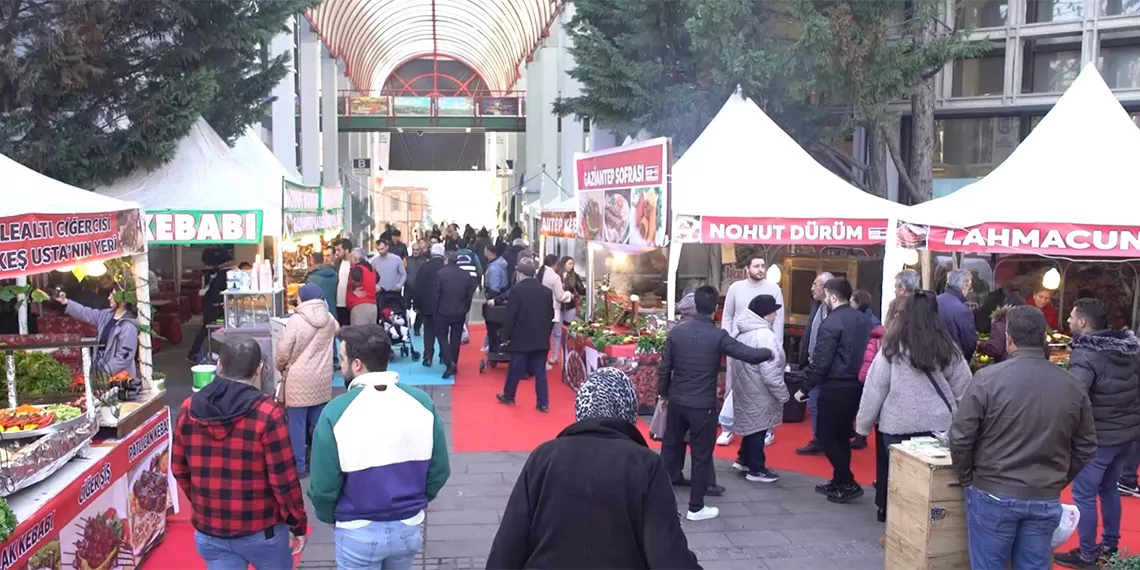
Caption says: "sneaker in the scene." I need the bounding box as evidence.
[495,393,515,406]
[826,483,864,504]
[796,440,823,455]
[1119,483,1140,497]
[764,432,775,446]
[814,480,838,495]
[746,469,779,483]
[1099,543,1119,562]
[731,462,748,473]
[1054,549,1098,569]
[716,430,734,446]
[851,435,868,450]
[685,506,720,521]
[536,405,549,413]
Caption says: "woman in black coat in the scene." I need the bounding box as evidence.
[487,368,700,569]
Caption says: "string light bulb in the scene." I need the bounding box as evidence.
[84,261,107,278]
[766,265,781,283]
[901,249,920,267]
[1042,268,1061,290]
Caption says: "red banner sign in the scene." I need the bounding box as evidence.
[0,408,173,570]
[540,211,578,238]
[576,144,666,192]
[897,221,1140,257]
[699,217,890,245]
[0,211,144,279]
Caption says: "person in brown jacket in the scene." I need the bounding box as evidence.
[949,305,1096,570]
[275,283,339,476]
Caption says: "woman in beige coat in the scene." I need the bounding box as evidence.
[274,284,339,476]
[538,254,573,368]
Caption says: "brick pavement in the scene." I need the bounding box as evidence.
[297,385,887,570]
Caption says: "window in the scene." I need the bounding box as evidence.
[1022,38,1081,93]
[1100,45,1140,89]
[1103,0,1140,17]
[934,117,1021,180]
[957,0,1009,29]
[390,196,400,211]
[952,51,1005,96]
[1026,0,1084,22]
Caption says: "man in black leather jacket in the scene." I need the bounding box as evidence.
[795,278,872,504]
[658,286,772,522]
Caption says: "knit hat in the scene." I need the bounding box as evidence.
[298,283,324,302]
[516,257,537,278]
[575,368,639,424]
[430,243,445,257]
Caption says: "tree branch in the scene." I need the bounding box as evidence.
[878,124,923,204]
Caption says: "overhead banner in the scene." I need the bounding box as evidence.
[145,211,262,244]
[284,210,344,238]
[671,215,889,245]
[575,138,671,251]
[0,210,144,278]
[283,181,322,210]
[540,211,578,238]
[896,220,1140,258]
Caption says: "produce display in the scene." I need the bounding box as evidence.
[13,351,72,395]
[0,404,82,434]
[69,508,128,570]
[0,497,15,542]
[29,539,60,569]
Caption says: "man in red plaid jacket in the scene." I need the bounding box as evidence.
[172,339,308,569]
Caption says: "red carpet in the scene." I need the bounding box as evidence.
[451,324,580,452]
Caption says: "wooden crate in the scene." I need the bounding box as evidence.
[884,444,969,570]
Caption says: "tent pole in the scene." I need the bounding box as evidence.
[15,276,27,335]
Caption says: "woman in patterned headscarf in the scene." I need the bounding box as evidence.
[487,368,699,569]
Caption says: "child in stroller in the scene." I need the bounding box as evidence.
[378,291,420,361]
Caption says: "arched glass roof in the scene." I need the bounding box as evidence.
[307,0,562,93]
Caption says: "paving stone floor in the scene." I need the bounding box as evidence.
[295,385,887,570]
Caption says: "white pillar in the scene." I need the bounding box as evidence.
[298,22,321,185]
[522,60,542,206]
[538,42,561,207]
[269,17,297,172]
[321,48,340,188]
[559,3,584,202]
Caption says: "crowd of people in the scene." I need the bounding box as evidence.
[167,221,1140,569]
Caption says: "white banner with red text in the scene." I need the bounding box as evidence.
[895,220,1140,258]
[673,215,890,245]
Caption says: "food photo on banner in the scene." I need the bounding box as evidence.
[477,97,519,117]
[0,211,144,279]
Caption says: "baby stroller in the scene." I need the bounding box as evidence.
[479,303,511,373]
[378,291,420,361]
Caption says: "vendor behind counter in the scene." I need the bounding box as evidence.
[54,289,139,377]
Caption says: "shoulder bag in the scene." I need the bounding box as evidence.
[922,370,953,414]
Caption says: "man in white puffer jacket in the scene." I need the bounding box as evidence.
[730,295,789,483]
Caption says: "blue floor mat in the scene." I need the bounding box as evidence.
[333,333,455,387]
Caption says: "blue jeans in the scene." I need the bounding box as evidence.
[1073,442,1135,560]
[194,524,292,570]
[287,404,325,474]
[808,386,820,439]
[503,350,549,408]
[965,486,1061,570]
[334,520,423,570]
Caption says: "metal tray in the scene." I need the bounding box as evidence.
[0,412,88,441]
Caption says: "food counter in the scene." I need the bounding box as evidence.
[0,407,176,570]
[562,322,675,414]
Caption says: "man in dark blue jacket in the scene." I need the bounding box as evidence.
[938,268,977,360]
[657,286,772,522]
[796,278,872,505]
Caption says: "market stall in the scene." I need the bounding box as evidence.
[280,179,346,296]
[0,156,175,569]
[565,139,672,411]
[538,196,579,260]
[885,64,1140,368]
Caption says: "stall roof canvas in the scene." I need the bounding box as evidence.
[97,119,282,236]
[1,154,139,218]
[233,127,303,185]
[906,64,1140,229]
[672,93,904,220]
[543,196,577,213]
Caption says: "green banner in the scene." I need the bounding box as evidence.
[145,210,263,244]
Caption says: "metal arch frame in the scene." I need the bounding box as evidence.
[379,52,492,94]
[383,70,487,96]
[305,0,552,96]
[359,25,510,91]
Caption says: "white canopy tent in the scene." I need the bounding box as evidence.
[232,127,303,186]
[538,196,580,260]
[98,119,283,237]
[901,65,1140,229]
[0,154,152,377]
[667,92,907,318]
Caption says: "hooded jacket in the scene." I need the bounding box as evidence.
[486,417,700,569]
[1069,329,1140,446]
[275,299,338,408]
[65,300,137,377]
[171,377,307,538]
[305,265,339,314]
[730,311,789,436]
[859,325,885,382]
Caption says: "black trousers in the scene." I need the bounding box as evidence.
[336,307,351,327]
[660,403,718,512]
[421,315,441,360]
[737,429,769,474]
[188,302,223,359]
[875,431,931,513]
[435,315,465,368]
[816,383,864,486]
